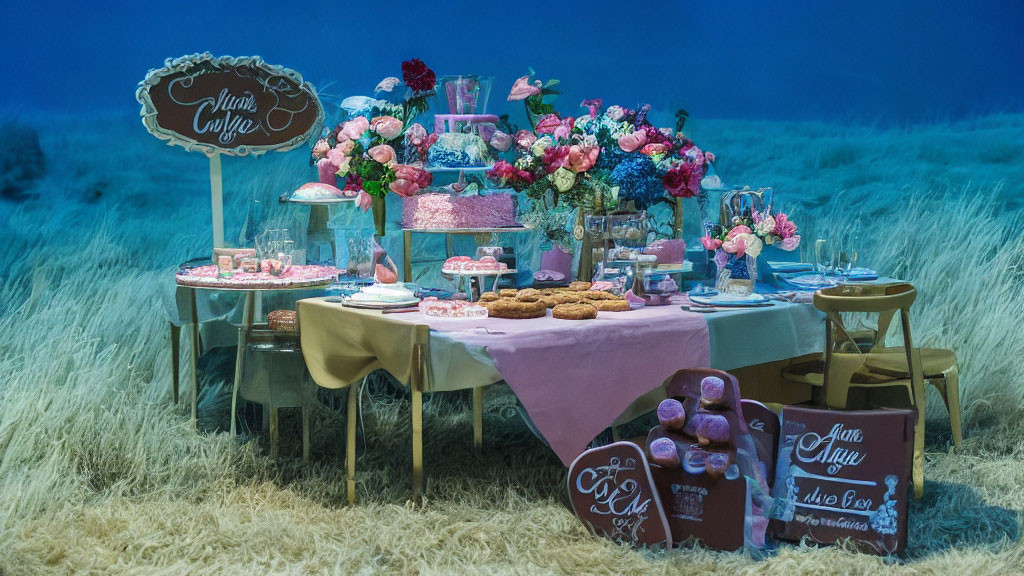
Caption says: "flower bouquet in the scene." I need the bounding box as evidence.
[310,59,438,236]
[700,210,801,294]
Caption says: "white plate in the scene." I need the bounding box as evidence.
[340,298,421,310]
[689,293,768,307]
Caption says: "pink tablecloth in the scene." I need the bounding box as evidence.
[424,304,710,465]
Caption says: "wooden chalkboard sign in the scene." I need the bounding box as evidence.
[772,406,916,556]
[136,53,323,249]
[137,53,323,157]
[567,442,671,548]
[649,464,748,551]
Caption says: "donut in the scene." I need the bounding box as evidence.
[696,414,731,447]
[649,437,680,468]
[588,299,632,312]
[552,303,598,320]
[657,399,687,430]
[568,281,592,292]
[484,298,547,319]
[515,288,542,302]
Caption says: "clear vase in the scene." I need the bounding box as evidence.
[714,251,757,295]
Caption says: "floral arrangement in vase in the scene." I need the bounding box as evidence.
[310,59,438,236]
[700,210,801,293]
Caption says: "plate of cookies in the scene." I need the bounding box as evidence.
[476,282,633,320]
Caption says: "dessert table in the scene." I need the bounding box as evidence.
[175,265,338,432]
[297,294,828,500]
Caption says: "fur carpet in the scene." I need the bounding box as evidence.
[0,113,1022,574]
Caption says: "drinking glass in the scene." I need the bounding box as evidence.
[814,238,831,279]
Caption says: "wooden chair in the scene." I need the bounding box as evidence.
[782,283,928,498]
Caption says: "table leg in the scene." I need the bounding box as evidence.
[403,230,413,283]
[231,291,255,436]
[347,378,359,505]
[412,344,424,503]
[473,387,484,453]
[170,322,180,405]
[189,289,200,428]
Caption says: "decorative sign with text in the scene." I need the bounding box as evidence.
[137,53,323,156]
[567,442,671,548]
[772,406,916,556]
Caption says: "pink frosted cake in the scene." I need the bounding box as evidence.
[402,192,519,230]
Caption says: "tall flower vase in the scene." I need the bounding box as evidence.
[371,195,387,238]
[673,197,684,239]
[714,250,757,295]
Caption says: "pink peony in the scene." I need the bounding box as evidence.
[566,143,599,173]
[389,163,432,197]
[335,139,355,155]
[404,122,427,146]
[773,213,798,239]
[726,225,752,240]
[316,158,338,184]
[508,75,542,101]
[367,144,396,166]
[487,160,517,181]
[312,139,330,159]
[488,130,513,152]
[374,76,400,93]
[701,235,723,251]
[370,116,403,140]
[514,129,537,148]
[662,163,703,198]
[779,234,801,251]
[326,150,351,176]
[356,190,373,212]
[340,116,370,141]
[617,130,648,152]
[541,146,570,174]
[605,105,625,121]
[534,114,562,134]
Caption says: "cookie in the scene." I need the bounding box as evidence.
[484,298,547,319]
[552,292,583,304]
[540,297,558,309]
[552,302,598,320]
[515,288,542,302]
[479,291,499,302]
[499,289,519,298]
[582,290,619,301]
[568,281,592,291]
[589,299,632,312]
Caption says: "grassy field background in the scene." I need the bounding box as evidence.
[0,113,1022,574]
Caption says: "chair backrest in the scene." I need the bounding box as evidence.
[811,283,921,408]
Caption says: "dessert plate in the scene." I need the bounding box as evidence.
[340,298,421,310]
[689,293,769,307]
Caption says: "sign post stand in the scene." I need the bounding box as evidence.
[209,152,225,249]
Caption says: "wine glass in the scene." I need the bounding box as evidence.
[814,238,830,279]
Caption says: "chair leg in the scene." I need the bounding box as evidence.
[269,406,279,460]
[412,345,424,503]
[472,387,484,453]
[170,322,181,405]
[346,383,358,505]
[944,364,963,447]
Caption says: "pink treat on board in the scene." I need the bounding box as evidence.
[402,193,519,229]
[700,376,726,406]
[696,414,731,446]
[657,399,687,431]
[649,437,680,468]
[624,289,646,309]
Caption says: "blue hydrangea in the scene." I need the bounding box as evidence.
[609,154,664,208]
[726,255,751,279]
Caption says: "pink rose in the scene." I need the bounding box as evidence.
[374,76,400,94]
[779,234,801,251]
[356,190,373,212]
[553,117,575,140]
[335,139,355,155]
[367,144,396,166]
[340,116,369,141]
[404,122,427,147]
[312,139,330,159]
[514,130,537,148]
[581,98,603,118]
[316,158,338,184]
[389,164,432,197]
[489,130,513,152]
[370,116,403,140]
[726,225,752,240]
[772,213,797,239]
[640,143,669,156]
[508,75,542,101]
[617,130,649,152]
[535,114,562,134]
[326,146,348,168]
[606,105,625,121]
[722,235,748,257]
[567,144,599,173]
[701,236,723,251]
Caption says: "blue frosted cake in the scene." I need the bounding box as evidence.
[428,132,491,168]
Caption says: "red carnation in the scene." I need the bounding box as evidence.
[401,59,436,93]
[662,163,703,198]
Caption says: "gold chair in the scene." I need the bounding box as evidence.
[782,283,927,498]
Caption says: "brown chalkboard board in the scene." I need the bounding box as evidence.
[772,406,916,556]
[137,53,323,156]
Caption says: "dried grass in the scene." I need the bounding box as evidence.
[0,114,1022,574]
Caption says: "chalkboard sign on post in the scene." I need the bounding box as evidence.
[137,53,324,249]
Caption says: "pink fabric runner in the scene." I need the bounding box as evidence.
[424,304,710,465]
